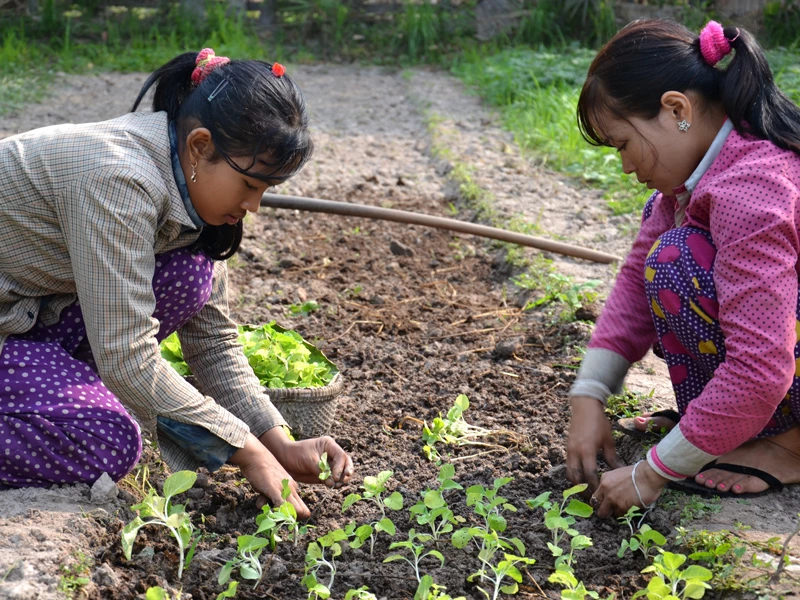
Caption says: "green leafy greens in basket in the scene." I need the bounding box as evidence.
[160,321,338,389]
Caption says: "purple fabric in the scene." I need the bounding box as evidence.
[0,247,214,489]
[645,226,799,437]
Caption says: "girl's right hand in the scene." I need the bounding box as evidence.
[565,395,624,492]
[228,433,311,519]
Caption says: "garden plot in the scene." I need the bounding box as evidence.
[0,67,799,600]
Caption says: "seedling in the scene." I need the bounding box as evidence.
[384,529,445,583]
[302,528,350,599]
[632,550,713,599]
[342,470,404,555]
[682,529,747,591]
[122,470,198,579]
[467,550,536,600]
[256,479,311,548]
[409,464,465,540]
[415,575,467,600]
[526,483,593,557]
[467,477,517,536]
[289,300,320,317]
[218,535,270,589]
[57,551,92,599]
[318,452,332,482]
[145,587,185,600]
[617,507,666,560]
[215,581,238,600]
[345,587,377,600]
[422,395,517,462]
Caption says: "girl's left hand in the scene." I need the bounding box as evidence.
[260,427,354,489]
[591,461,668,518]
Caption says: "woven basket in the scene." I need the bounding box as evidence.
[267,373,343,439]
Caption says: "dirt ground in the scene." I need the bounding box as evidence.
[1,66,799,600]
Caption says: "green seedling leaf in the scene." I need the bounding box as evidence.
[216,580,238,600]
[121,517,146,560]
[452,527,473,549]
[240,563,260,580]
[424,490,445,509]
[342,493,362,511]
[439,464,456,481]
[280,478,292,501]
[565,499,593,518]
[562,483,588,499]
[163,470,197,499]
[526,492,552,509]
[487,513,507,533]
[145,587,169,600]
[376,518,396,536]
[218,561,234,586]
[384,491,404,511]
[318,452,332,482]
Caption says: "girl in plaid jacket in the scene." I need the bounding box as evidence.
[0,49,352,518]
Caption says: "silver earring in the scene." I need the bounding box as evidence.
[677,119,691,132]
[190,160,197,183]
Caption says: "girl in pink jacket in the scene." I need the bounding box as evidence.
[568,19,800,516]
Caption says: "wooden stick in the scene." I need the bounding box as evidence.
[262,193,623,264]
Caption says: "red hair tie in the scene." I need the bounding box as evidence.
[192,48,230,85]
[271,62,286,77]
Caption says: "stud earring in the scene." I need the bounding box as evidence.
[190,160,198,183]
[677,119,691,132]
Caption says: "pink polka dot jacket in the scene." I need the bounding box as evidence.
[587,125,800,479]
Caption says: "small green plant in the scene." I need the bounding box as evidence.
[342,471,404,555]
[679,529,747,591]
[345,587,377,600]
[515,271,601,320]
[606,388,654,420]
[302,528,350,599]
[122,470,198,579]
[632,550,713,600]
[318,452,332,482]
[215,581,238,600]
[415,575,466,600]
[256,479,311,548]
[384,528,445,583]
[526,484,593,556]
[409,464,466,540]
[218,535,270,590]
[466,548,536,600]
[422,395,515,462]
[618,522,667,561]
[289,300,321,317]
[57,551,92,599]
[145,587,184,600]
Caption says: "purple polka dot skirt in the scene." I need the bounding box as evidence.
[0,247,214,489]
[645,226,799,437]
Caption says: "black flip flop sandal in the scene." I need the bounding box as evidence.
[613,409,681,440]
[667,462,784,498]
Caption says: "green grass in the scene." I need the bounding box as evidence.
[453,45,800,216]
[452,46,648,215]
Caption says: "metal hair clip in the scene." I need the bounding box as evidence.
[207,79,229,102]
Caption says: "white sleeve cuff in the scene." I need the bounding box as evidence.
[646,424,718,481]
[569,348,631,406]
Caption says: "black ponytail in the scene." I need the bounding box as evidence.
[578,19,800,156]
[722,26,800,153]
[131,52,314,260]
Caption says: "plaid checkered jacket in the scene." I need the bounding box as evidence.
[0,110,286,471]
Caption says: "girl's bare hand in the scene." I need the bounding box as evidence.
[260,427,355,488]
[566,395,625,492]
[228,433,310,519]
[591,461,667,518]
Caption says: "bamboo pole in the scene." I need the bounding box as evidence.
[260,193,622,264]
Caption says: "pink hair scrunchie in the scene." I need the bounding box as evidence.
[191,48,230,85]
[699,21,733,66]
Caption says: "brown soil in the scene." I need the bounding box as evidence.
[1,67,799,600]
